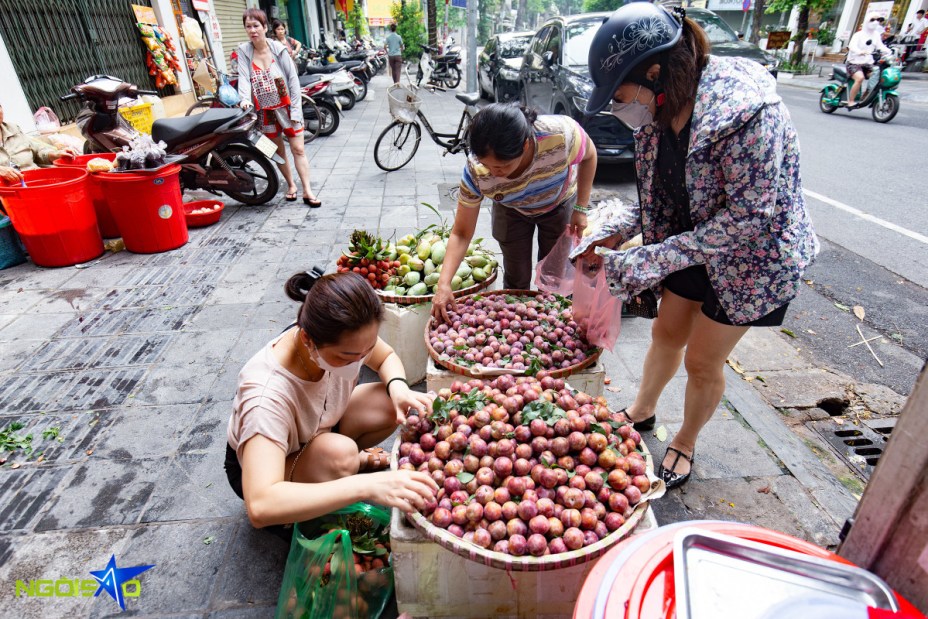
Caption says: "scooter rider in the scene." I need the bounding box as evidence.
[846,16,892,108]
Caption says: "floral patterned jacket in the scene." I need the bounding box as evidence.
[576,55,819,325]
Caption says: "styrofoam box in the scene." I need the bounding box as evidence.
[380,302,432,385]
[426,357,606,398]
[390,505,658,619]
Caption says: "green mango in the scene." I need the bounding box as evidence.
[424,259,436,276]
[394,286,407,295]
[466,242,477,257]
[400,234,416,246]
[399,253,411,265]
[417,241,432,261]
[409,257,425,271]
[472,267,487,282]
[450,275,463,291]
[461,277,476,289]
[407,282,429,296]
[404,271,421,287]
[398,265,411,276]
[487,259,498,271]
[430,241,446,265]
[397,244,411,255]
[466,255,488,268]
[424,272,441,286]
[455,263,472,280]
[384,285,396,293]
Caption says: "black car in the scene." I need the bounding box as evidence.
[687,8,780,76]
[519,13,633,162]
[519,10,780,163]
[478,31,535,102]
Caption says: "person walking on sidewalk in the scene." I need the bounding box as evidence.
[579,4,818,489]
[431,103,597,322]
[271,19,302,58]
[385,24,405,85]
[225,269,438,537]
[237,8,321,207]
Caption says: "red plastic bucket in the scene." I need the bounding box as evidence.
[53,153,120,238]
[99,164,187,254]
[573,521,926,619]
[0,167,103,267]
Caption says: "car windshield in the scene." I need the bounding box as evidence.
[499,36,532,58]
[691,13,739,44]
[564,18,603,66]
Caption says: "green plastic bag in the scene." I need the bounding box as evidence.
[276,503,394,619]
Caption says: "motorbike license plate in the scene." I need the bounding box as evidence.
[253,134,278,158]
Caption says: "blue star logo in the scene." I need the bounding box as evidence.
[89,554,155,611]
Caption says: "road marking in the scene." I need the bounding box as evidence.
[803,189,928,246]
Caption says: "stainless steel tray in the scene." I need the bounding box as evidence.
[673,529,898,619]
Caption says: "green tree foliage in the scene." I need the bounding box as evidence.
[341,3,368,42]
[582,0,622,13]
[392,1,427,60]
[478,0,501,45]
[765,0,837,66]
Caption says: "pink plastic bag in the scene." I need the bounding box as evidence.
[534,230,579,295]
[572,259,622,351]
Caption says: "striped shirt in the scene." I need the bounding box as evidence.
[458,115,588,216]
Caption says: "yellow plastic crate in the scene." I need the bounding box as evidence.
[120,102,154,134]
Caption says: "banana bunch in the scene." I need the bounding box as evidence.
[384,232,498,297]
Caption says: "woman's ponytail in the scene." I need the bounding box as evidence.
[284,265,326,302]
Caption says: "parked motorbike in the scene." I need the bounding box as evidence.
[300,74,341,137]
[297,49,367,105]
[416,44,462,89]
[64,75,281,205]
[819,51,901,123]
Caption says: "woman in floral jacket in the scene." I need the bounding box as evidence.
[579,4,818,488]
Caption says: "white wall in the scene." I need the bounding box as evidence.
[0,31,36,132]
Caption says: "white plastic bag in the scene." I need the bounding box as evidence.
[33,107,61,134]
[182,16,205,50]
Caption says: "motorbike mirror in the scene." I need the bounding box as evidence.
[542,51,555,66]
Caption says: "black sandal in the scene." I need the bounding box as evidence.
[303,197,322,208]
[659,446,695,489]
[620,408,656,432]
[285,191,298,202]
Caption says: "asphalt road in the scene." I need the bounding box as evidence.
[592,83,927,396]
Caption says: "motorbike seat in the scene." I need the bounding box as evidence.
[151,108,243,149]
[832,64,848,81]
[303,63,345,74]
[341,60,365,69]
[299,74,325,87]
[456,92,481,106]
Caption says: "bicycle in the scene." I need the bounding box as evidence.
[373,68,479,172]
[185,61,325,143]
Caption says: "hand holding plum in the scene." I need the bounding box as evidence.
[390,384,434,425]
[363,470,438,513]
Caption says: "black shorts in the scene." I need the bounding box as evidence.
[662,265,789,327]
[846,63,873,79]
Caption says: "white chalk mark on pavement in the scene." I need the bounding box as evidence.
[803,189,928,246]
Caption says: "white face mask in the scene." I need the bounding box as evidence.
[610,85,655,130]
[309,344,364,380]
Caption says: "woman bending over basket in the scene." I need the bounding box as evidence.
[578,4,817,489]
[431,103,597,323]
[225,270,438,535]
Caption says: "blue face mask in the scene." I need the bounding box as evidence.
[610,85,654,130]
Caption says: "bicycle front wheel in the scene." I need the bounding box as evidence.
[374,121,421,171]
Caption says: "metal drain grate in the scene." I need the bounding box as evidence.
[807,417,894,479]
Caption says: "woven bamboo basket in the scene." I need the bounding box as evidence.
[424,289,602,379]
[375,268,498,305]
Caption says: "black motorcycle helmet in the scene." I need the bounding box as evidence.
[585,2,683,115]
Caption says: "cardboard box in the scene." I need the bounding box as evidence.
[390,504,657,618]
[380,302,432,385]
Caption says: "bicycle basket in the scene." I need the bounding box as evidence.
[388,85,421,124]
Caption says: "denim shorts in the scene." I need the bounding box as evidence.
[662,265,789,327]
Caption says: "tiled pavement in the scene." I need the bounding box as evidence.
[0,73,858,617]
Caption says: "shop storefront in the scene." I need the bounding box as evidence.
[214,0,250,68]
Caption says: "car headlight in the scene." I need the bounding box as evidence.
[572,95,589,111]
[499,67,519,81]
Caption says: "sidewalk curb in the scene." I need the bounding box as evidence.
[723,365,859,529]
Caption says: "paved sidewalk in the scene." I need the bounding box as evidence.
[0,73,862,617]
